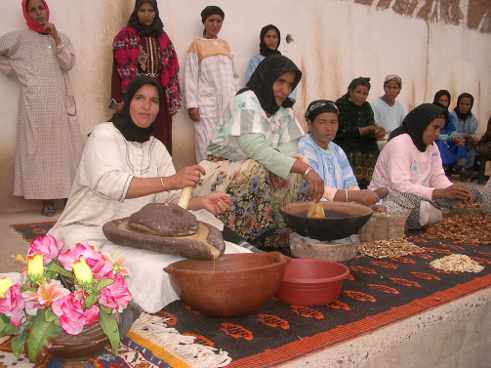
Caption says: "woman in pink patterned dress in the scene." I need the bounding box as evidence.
[112,0,182,154]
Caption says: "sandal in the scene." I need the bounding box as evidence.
[41,201,56,217]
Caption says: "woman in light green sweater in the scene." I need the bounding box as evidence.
[195,55,323,246]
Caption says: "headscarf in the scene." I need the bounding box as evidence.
[259,24,281,57]
[128,0,164,37]
[305,99,339,122]
[238,55,302,116]
[201,6,225,23]
[384,74,402,88]
[112,76,164,143]
[389,103,445,152]
[432,89,451,108]
[432,90,451,127]
[454,92,474,121]
[22,0,50,34]
[346,77,371,98]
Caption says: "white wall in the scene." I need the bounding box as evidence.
[1,0,490,213]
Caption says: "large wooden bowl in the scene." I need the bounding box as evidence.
[164,252,289,317]
[281,201,373,241]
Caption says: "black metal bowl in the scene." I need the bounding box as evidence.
[280,201,373,241]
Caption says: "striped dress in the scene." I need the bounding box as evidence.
[183,38,238,163]
[0,29,82,199]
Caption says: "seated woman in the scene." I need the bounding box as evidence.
[432,90,467,173]
[298,99,385,206]
[477,118,491,183]
[49,76,249,313]
[194,55,324,246]
[369,103,472,230]
[334,77,386,188]
[449,93,479,173]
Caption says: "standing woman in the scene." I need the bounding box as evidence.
[334,77,385,188]
[0,0,83,216]
[112,0,182,154]
[184,5,238,163]
[245,24,297,101]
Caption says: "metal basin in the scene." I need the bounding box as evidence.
[280,201,373,241]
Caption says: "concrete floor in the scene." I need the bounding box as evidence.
[0,209,59,273]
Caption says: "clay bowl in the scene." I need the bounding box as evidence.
[164,252,289,317]
[280,201,373,241]
[276,258,350,306]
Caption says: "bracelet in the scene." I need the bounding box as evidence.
[303,167,312,177]
[159,177,166,190]
[345,189,349,202]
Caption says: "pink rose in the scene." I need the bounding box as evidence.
[52,292,87,335]
[28,235,64,264]
[59,243,113,279]
[0,284,25,327]
[84,304,100,326]
[99,274,131,313]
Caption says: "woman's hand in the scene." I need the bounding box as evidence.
[359,125,377,137]
[348,190,380,206]
[453,136,465,146]
[304,170,324,202]
[374,125,386,139]
[44,23,61,45]
[188,108,201,122]
[189,192,232,216]
[433,185,472,201]
[167,165,205,190]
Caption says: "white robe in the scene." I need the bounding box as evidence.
[49,123,249,313]
[183,38,238,162]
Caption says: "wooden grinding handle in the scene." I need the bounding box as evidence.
[178,186,193,209]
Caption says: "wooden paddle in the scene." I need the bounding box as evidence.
[307,201,326,219]
[178,186,193,210]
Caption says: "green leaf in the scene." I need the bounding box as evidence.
[11,331,27,357]
[44,309,58,323]
[99,309,120,354]
[84,293,98,309]
[26,313,62,362]
[46,262,74,279]
[0,316,19,337]
[96,278,114,292]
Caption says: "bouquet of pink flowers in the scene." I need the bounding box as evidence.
[0,235,131,362]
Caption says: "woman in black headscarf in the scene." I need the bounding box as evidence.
[369,103,472,229]
[50,76,244,313]
[432,90,467,172]
[449,93,480,172]
[193,55,323,248]
[245,25,298,101]
[112,0,182,154]
[334,77,386,188]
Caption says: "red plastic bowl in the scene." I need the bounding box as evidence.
[276,258,350,306]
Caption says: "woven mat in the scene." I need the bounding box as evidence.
[158,238,491,368]
[9,223,491,368]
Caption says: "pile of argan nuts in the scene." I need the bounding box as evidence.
[430,254,484,273]
[423,214,491,244]
[359,239,425,259]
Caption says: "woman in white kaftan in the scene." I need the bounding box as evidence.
[49,76,249,313]
[0,0,82,215]
[183,6,238,163]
